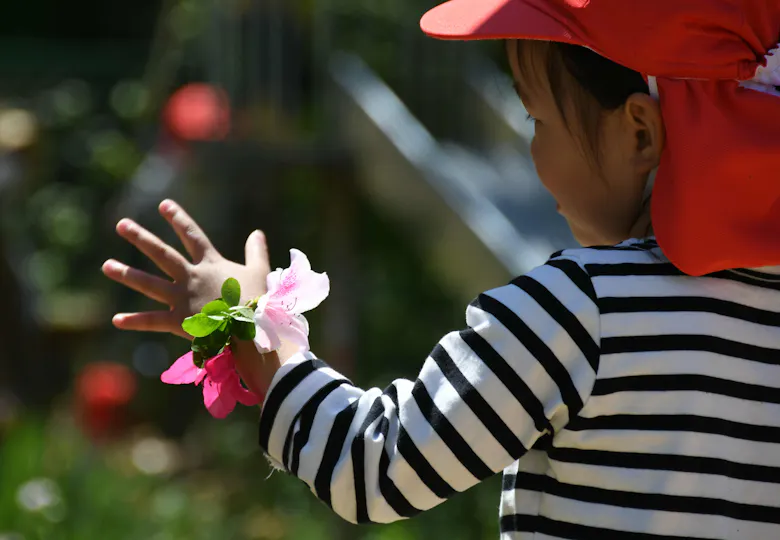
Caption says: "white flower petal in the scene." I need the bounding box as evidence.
[253,315,282,353]
[289,270,329,314]
[274,313,310,352]
[265,268,284,295]
[268,249,330,314]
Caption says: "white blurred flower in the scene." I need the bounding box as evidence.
[0,109,38,150]
[16,478,61,512]
[132,437,179,475]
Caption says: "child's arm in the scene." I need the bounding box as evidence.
[103,201,601,524]
[231,338,290,397]
[252,257,601,524]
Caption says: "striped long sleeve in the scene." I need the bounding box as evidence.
[257,255,600,524]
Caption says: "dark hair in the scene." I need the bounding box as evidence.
[512,40,650,162]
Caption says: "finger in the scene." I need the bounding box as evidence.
[158,199,217,263]
[102,259,175,305]
[116,218,189,279]
[112,311,189,339]
[244,230,269,269]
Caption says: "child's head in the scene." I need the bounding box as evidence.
[421,0,780,274]
[506,39,664,246]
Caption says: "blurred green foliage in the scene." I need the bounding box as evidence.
[1,409,501,540]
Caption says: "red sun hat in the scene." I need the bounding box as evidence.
[420,0,780,276]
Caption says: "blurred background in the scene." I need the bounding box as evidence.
[0,0,575,538]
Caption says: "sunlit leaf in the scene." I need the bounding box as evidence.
[182,313,221,338]
[221,278,241,307]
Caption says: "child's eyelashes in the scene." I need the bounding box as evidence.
[526,113,537,124]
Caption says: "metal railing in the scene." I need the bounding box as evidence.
[174,0,576,272]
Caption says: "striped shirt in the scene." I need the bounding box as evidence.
[258,237,780,539]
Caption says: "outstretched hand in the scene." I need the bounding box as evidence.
[102,200,270,340]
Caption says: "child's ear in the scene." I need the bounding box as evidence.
[624,93,665,173]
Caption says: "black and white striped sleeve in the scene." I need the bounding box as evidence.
[257,255,600,524]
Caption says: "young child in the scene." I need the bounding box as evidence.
[103,0,780,537]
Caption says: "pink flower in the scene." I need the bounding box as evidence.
[253,249,329,353]
[161,348,261,419]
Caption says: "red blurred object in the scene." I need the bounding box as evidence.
[162,83,231,141]
[75,362,137,441]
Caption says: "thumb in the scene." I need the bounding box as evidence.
[244,229,269,269]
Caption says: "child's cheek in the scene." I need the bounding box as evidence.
[530,136,543,177]
[531,136,555,195]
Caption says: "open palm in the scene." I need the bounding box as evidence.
[102,200,270,340]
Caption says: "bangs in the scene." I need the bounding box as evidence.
[511,39,603,161]
[510,40,553,105]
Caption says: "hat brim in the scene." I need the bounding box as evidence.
[420,0,580,44]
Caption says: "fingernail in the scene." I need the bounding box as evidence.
[160,200,173,213]
[112,314,125,325]
[117,219,133,233]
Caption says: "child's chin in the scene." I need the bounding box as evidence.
[568,222,607,248]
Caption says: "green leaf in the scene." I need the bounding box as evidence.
[229,306,255,323]
[202,299,229,315]
[221,278,241,307]
[182,313,222,338]
[207,314,226,321]
[192,323,231,360]
[233,320,256,341]
[192,336,213,358]
[192,350,205,369]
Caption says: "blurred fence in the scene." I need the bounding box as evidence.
[177,0,499,144]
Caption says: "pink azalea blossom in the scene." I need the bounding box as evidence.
[161,348,261,419]
[253,249,330,353]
